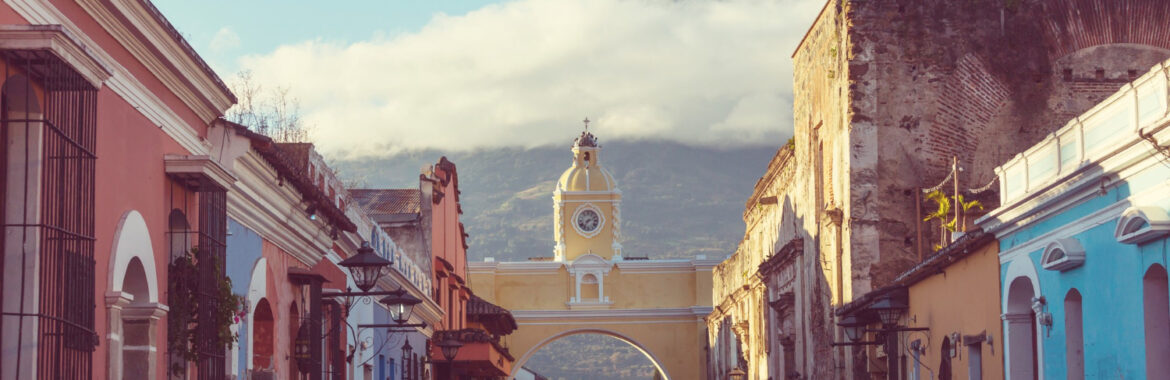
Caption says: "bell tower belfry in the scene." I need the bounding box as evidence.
[553,119,622,262]
[468,117,718,379]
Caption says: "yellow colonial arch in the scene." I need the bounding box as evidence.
[511,327,673,378]
[469,127,718,380]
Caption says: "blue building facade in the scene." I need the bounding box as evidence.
[225,218,265,379]
[980,61,1170,379]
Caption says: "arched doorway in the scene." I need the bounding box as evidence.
[252,299,275,371]
[1143,264,1170,379]
[512,329,670,380]
[1005,276,1039,380]
[106,210,165,380]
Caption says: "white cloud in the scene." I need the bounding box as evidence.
[236,0,823,157]
[210,27,241,53]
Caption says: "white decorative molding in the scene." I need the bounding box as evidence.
[1114,206,1170,245]
[571,202,605,238]
[0,25,111,87]
[467,261,565,275]
[164,154,238,190]
[512,306,713,320]
[616,259,722,273]
[568,254,613,305]
[74,0,233,121]
[108,210,159,303]
[226,151,333,267]
[1040,238,1085,271]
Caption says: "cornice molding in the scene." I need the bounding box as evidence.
[7,0,211,155]
[981,120,1170,239]
[75,0,232,121]
[617,259,721,273]
[468,261,564,275]
[227,151,332,267]
[164,154,237,190]
[0,24,111,87]
[512,306,713,321]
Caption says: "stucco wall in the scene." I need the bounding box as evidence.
[906,242,1003,380]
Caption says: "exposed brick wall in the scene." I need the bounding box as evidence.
[923,54,1011,177]
[1042,0,1170,60]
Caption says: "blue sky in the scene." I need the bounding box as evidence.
[154,0,502,75]
[153,0,823,157]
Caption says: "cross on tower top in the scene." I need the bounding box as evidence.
[583,117,590,131]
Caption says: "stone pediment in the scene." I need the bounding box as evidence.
[569,253,612,275]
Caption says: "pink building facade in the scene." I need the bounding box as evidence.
[0,2,436,380]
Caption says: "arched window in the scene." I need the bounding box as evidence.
[1144,265,1170,378]
[1065,289,1084,380]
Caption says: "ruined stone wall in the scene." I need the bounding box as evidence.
[791,2,852,378]
[779,0,1170,379]
[845,0,1170,291]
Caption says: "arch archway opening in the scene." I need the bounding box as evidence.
[118,257,156,379]
[515,330,669,380]
[253,298,275,370]
[1005,276,1038,380]
[1143,264,1170,377]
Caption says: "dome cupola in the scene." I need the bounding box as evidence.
[557,119,618,193]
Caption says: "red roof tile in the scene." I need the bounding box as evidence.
[350,189,421,216]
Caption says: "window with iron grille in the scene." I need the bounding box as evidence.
[195,183,228,380]
[0,49,98,380]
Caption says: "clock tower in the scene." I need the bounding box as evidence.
[553,124,622,262]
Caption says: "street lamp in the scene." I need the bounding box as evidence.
[338,241,392,292]
[436,338,463,380]
[869,296,908,326]
[379,291,423,324]
[837,315,867,342]
[727,367,746,380]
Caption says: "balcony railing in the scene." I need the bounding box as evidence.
[433,328,514,361]
[996,62,1169,204]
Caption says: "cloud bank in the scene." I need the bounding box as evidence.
[237,0,823,157]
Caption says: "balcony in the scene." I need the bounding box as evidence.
[431,328,515,378]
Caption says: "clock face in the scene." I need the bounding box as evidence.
[576,209,601,233]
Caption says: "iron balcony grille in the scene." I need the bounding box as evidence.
[0,49,99,380]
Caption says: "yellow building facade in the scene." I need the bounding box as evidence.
[468,130,719,379]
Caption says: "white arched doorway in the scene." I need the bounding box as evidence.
[1002,257,1043,380]
[105,210,167,380]
[511,328,671,380]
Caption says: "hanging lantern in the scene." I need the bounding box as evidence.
[380,291,423,324]
[293,321,313,373]
[338,241,391,292]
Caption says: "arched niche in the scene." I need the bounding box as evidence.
[1040,238,1085,271]
[512,328,671,380]
[105,210,167,380]
[1115,206,1170,245]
